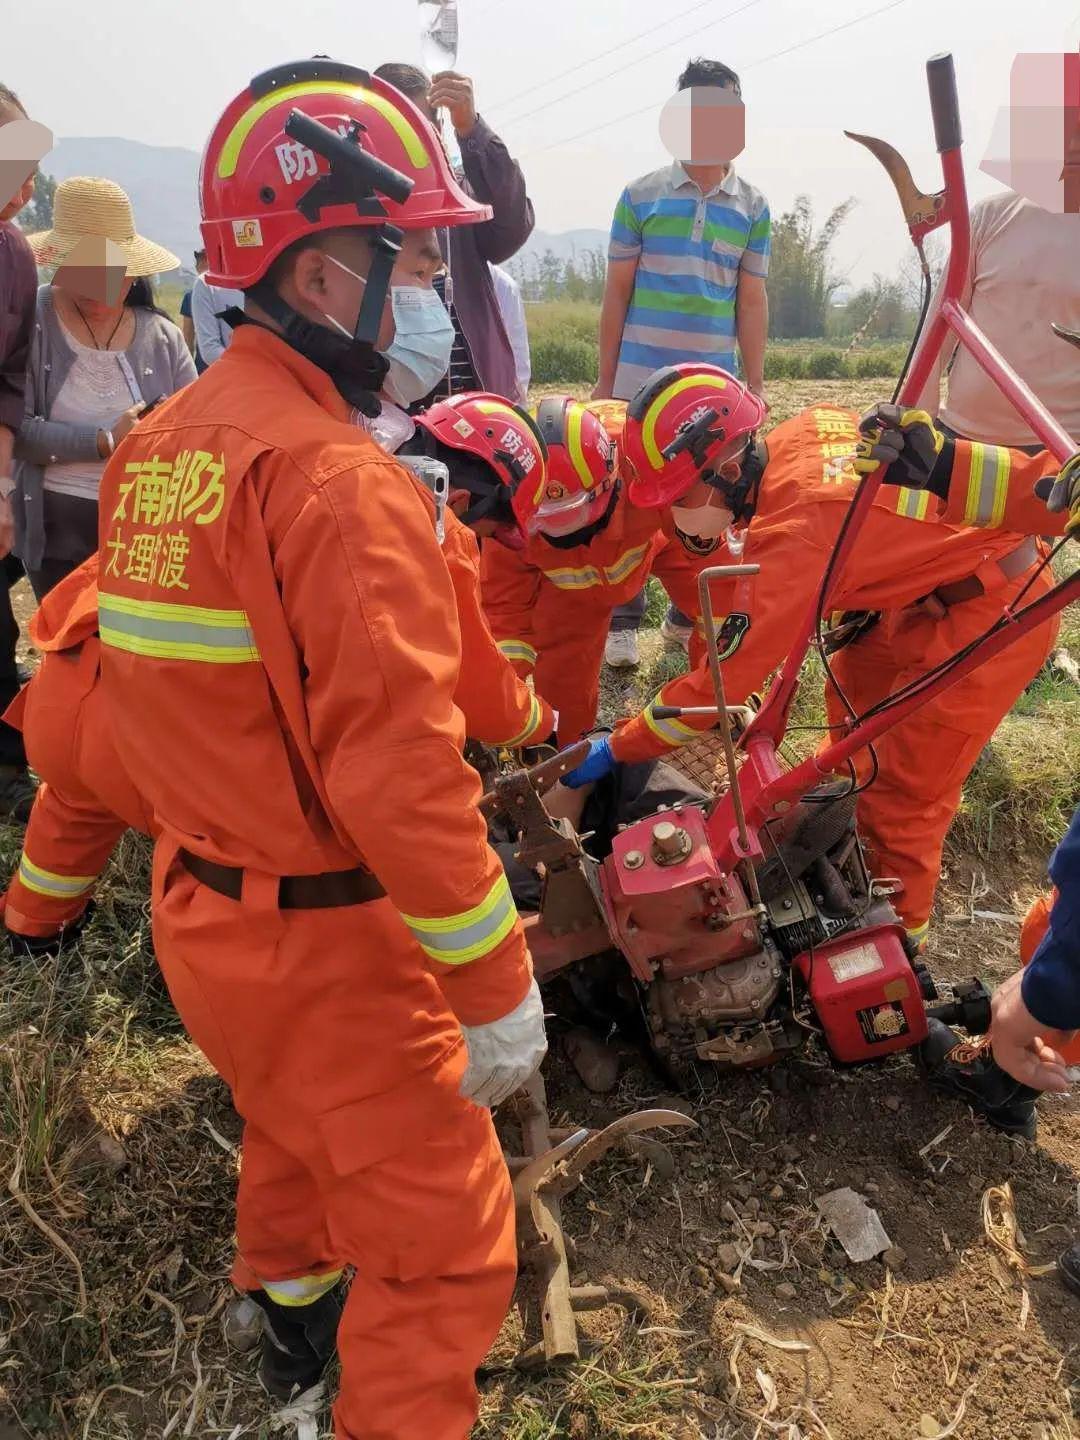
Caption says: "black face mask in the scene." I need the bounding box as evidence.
[238,285,390,418]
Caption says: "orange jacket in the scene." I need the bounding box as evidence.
[935,439,1066,535]
[96,325,530,1027]
[2,558,152,936]
[480,400,687,669]
[614,405,1049,761]
[442,513,554,744]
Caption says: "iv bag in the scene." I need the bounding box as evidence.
[418,1,459,72]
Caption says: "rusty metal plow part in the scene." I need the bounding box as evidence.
[479,739,591,820]
[844,130,947,234]
[506,1071,698,1369]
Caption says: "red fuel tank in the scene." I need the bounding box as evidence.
[793,924,927,1062]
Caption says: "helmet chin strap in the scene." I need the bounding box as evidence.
[705,437,767,524]
[354,224,402,345]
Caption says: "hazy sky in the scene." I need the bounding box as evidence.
[7,0,1080,286]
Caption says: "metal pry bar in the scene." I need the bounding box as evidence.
[697,564,761,894]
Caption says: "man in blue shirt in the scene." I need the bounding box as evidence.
[595,57,770,668]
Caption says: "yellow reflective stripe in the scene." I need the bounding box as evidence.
[400,873,518,965]
[99,591,261,665]
[963,441,1012,528]
[566,403,595,490]
[906,920,930,950]
[544,564,603,590]
[473,399,525,425]
[99,592,250,626]
[18,854,96,899]
[642,373,729,471]
[504,693,544,747]
[260,1270,343,1307]
[217,82,430,179]
[543,544,649,591]
[895,485,931,521]
[604,543,650,585]
[498,639,538,667]
[641,696,702,747]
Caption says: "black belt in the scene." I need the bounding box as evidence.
[929,536,1039,611]
[179,849,385,909]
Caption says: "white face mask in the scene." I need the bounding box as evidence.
[671,502,734,539]
[381,285,456,407]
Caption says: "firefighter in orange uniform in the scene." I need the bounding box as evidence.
[476,395,709,745]
[402,392,559,747]
[1,509,554,953]
[0,556,151,949]
[850,405,1080,1082]
[562,365,1060,951]
[93,64,548,1439]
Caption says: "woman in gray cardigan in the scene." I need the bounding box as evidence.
[15,176,196,598]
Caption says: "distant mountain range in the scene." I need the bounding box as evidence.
[39,137,607,278]
[44,137,203,273]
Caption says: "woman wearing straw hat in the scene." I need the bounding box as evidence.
[13,176,196,598]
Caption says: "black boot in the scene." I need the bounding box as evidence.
[247,1287,343,1402]
[918,1018,1040,1140]
[1059,1240,1080,1297]
[0,764,36,824]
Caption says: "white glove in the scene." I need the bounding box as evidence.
[459,978,548,1108]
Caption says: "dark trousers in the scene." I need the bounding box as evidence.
[0,554,26,768]
[609,585,693,633]
[27,555,79,603]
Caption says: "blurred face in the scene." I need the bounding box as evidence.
[52,264,133,316]
[0,105,49,222]
[660,83,745,167]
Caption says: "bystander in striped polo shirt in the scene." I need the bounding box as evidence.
[608,161,771,401]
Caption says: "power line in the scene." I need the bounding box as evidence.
[517,0,911,160]
[486,0,762,120]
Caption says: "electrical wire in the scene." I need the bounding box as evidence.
[486,0,761,119]
[891,251,935,405]
[489,0,765,129]
[516,0,911,159]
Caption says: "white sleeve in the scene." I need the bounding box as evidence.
[490,265,531,403]
[191,278,230,364]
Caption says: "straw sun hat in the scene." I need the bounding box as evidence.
[26,175,180,277]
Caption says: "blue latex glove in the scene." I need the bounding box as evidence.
[561,736,616,790]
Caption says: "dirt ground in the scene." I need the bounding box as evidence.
[5,853,1075,1440]
[2,376,1078,1439]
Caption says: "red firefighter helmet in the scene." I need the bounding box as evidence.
[529,396,618,536]
[200,58,490,289]
[413,392,549,541]
[624,364,766,508]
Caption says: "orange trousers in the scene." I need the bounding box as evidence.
[152,839,516,1440]
[827,572,1058,940]
[535,540,708,746]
